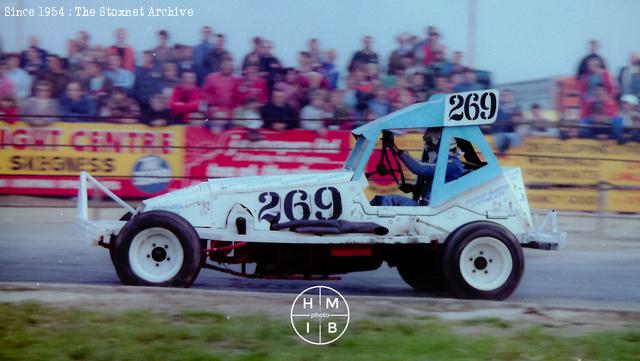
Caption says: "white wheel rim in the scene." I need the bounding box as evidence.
[459,237,513,291]
[128,227,184,283]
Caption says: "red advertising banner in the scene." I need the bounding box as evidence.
[183,127,352,181]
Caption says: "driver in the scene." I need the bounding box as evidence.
[371,130,464,206]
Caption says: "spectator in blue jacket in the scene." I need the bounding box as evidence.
[367,86,391,119]
[133,50,163,112]
[321,49,340,90]
[104,54,135,91]
[193,26,214,84]
[492,89,523,154]
[453,68,483,92]
[59,81,96,122]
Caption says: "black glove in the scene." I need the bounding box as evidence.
[381,131,395,147]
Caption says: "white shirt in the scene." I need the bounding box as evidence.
[6,68,32,99]
[300,105,330,130]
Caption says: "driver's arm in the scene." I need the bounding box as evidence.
[397,150,436,177]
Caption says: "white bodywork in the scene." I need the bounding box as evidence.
[77,168,565,248]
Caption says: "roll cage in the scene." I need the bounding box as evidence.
[345,92,503,206]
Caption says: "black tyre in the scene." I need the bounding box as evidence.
[111,210,203,287]
[397,248,445,292]
[442,221,524,300]
[109,212,133,264]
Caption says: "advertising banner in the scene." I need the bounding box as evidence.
[498,137,640,186]
[183,127,351,180]
[1,120,639,213]
[0,121,184,197]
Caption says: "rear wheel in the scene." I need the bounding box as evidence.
[442,222,524,300]
[111,210,202,287]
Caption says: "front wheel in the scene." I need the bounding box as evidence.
[442,222,524,300]
[111,210,203,287]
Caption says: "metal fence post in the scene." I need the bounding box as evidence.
[597,182,608,236]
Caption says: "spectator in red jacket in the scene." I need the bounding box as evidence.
[0,61,15,99]
[425,29,441,66]
[581,84,618,120]
[203,57,239,120]
[388,75,415,110]
[237,64,268,106]
[579,57,618,118]
[170,71,203,122]
[414,27,440,66]
[109,28,135,71]
[274,67,303,112]
[0,95,18,124]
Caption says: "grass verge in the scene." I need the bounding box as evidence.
[1,303,639,361]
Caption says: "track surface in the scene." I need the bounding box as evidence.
[1,208,639,310]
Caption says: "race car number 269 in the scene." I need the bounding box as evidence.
[258,187,343,223]
[443,89,499,126]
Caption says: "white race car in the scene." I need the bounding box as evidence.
[77,89,566,300]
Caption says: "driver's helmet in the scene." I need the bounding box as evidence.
[449,137,458,151]
[423,128,442,149]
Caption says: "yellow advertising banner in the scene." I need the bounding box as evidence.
[498,138,640,187]
[0,121,184,196]
[526,188,600,212]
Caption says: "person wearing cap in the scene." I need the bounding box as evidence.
[616,94,640,143]
[371,129,464,207]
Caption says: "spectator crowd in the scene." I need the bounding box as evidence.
[0,26,489,133]
[0,27,638,145]
[488,39,640,153]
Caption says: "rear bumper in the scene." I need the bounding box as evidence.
[522,209,567,250]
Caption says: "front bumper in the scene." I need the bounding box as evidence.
[76,171,132,245]
[522,209,567,250]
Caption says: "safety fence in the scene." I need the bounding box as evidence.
[1,120,640,213]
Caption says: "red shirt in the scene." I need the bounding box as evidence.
[170,85,202,119]
[203,72,239,115]
[109,46,135,71]
[578,71,618,118]
[422,43,436,66]
[0,105,18,124]
[237,76,268,105]
[0,78,14,99]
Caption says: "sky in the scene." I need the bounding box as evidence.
[0,0,638,84]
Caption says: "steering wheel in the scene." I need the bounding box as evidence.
[365,131,412,192]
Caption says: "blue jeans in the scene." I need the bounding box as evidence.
[578,117,623,141]
[370,195,419,206]
[494,132,522,154]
